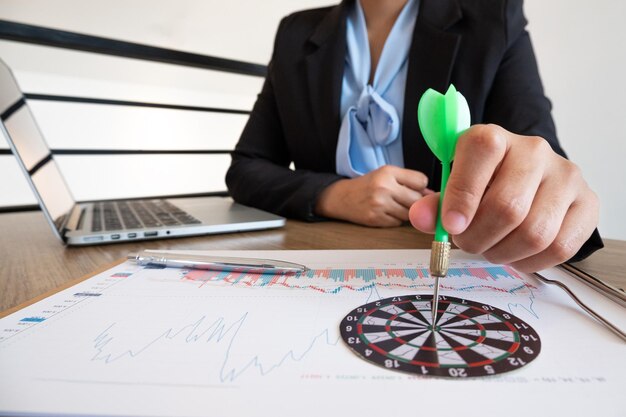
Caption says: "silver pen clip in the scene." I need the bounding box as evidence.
[128,251,308,275]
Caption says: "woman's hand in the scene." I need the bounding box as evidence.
[409,124,599,272]
[316,165,431,227]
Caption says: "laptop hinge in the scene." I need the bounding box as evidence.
[64,204,83,232]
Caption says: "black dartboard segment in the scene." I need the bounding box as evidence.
[340,294,541,378]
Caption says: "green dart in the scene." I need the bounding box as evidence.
[417,84,470,324]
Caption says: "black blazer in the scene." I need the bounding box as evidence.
[226,0,602,260]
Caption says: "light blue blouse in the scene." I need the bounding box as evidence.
[336,0,419,177]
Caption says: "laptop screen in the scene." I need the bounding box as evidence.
[0,59,75,234]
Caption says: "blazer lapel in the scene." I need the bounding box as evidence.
[304,0,462,176]
[305,3,349,169]
[402,0,463,183]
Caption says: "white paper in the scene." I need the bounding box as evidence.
[0,250,624,417]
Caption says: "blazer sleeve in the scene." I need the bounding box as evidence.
[483,0,561,153]
[483,0,603,260]
[225,17,343,220]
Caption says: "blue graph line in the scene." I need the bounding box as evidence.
[507,285,539,319]
[92,313,340,383]
[219,322,338,383]
[366,285,382,303]
[90,286,386,382]
[92,314,247,364]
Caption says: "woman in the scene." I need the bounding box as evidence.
[226,0,602,272]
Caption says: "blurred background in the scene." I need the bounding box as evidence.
[1,0,624,239]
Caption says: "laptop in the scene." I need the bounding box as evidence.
[0,58,285,245]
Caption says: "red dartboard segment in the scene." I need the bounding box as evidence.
[340,295,541,378]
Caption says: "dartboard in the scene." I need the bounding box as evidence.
[340,294,540,377]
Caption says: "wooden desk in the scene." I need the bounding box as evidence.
[1,210,624,312]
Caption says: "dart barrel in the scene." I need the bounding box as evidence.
[430,241,451,277]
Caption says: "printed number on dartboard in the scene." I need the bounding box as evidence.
[448,368,468,378]
[384,359,400,369]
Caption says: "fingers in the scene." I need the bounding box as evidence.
[409,193,439,233]
[365,166,429,225]
[393,166,429,192]
[509,192,599,272]
[481,177,576,264]
[369,165,426,210]
[376,166,427,208]
[370,213,404,227]
[392,187,424,209]
[380,196,411,222]
[452,135,548,253]
[441,125,508,234]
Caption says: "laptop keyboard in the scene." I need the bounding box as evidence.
[91,200,201,232]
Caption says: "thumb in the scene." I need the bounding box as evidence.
[409,193,440,234]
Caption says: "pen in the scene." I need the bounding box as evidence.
[127,251,308,275]
[417,85,470,324]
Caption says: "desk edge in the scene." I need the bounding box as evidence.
[0,258,126,319]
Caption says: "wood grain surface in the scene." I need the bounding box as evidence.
[1,210,624,313]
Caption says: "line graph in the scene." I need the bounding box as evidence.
[88,284,389,383]
[92,312,340,384]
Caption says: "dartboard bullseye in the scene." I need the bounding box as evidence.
[340,295,541,377]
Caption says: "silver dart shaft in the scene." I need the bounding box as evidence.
[431,276,440,324]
